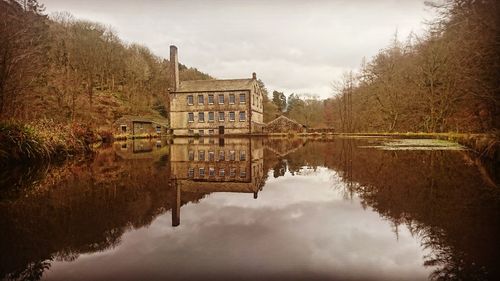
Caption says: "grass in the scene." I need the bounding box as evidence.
[113,133,163,141]
[0,119,95,165]
[359,138,466,151]
[262,131,499,161]
[336,131,500,161]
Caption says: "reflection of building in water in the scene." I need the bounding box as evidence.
[114,139,169,161]
[169,137,265,226]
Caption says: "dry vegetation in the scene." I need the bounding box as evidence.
[0,0,211,123]
[0,0,210,162]
[263,0,499,133]
[0,119,94,164]
[1,0,498,162]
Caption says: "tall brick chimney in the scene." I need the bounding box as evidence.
[170,45,179,92]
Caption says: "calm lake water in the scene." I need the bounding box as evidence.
[1,137,499,281]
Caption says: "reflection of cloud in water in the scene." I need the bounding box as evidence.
[47,168,431,281]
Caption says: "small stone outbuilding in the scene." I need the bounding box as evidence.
[263,115,306,134]
[113,115,169,136]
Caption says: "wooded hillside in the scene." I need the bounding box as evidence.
[263,0,499,133]
[0,0,211,128]
[330,0,500,133]
[1,0,498,134]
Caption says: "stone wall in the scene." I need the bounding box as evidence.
[264,116,306,134]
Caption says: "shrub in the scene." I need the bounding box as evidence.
[0,119,95,164]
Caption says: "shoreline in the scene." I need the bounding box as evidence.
[112,131,499,161]
[0,120,95,166]
[3,120,498,165]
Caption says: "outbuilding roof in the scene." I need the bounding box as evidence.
[114,115,168,126]
[175,78,255,92]
[266,115,306,128]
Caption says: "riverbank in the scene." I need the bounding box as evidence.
[265,131,499,161]
[0,120,95,165]
[332,132,500,162]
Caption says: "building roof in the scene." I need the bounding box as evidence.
[266,115,306,128]
[115,115,168,126]
[176,78,255,92]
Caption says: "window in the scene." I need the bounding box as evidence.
[188,112,194,122]
[240,150,246,161]
[199,167,205,177]
[209,151,215,161]
[188,168,194,178]
[240,168,247,178]
[218,94,224,104]
[188,129,194,136]
[156,126,161,133]
[219,168,225,177]
[230,168,236,177]
[198,150,205,161]
[208,112,215,122]
[240,93,246,104]
[208,94,214,104]
[229,112,235,121]
[218,112,225,121]
[187,95,194,105]
[198,112,205,122]
[239,111,246,121]
[198,129,204,136]
[188,150,194,160]
[209,167,215,177]
[219,151,225,161]
[229,94,235,104]
[198,95,204,104]
[209,129,214,135]
[229,150,236,161]
[120,125,127,133]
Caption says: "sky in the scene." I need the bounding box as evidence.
[46,168,432,280]
[41,0,435,99]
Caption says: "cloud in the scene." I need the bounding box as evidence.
[46,169,432,281]
[41,0,435,98]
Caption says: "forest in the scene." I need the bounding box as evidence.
[263,0,499,133]
[1,0,498,134]
[0,0,210,127]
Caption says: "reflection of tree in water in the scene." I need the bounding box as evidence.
[0,162,56,200]
[279,139,500,280]
[0,146,204,281]
[415,224,489,281]
[4,260,51,281]
[273,160,287,178]
[2,138,499,281]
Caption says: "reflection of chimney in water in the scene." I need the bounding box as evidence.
[253,191,258,199]
[172,182,180,227]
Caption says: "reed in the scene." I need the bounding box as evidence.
[0,119,95,165]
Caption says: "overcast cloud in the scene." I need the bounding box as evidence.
[41,0,435,98]
[47,169,432,280]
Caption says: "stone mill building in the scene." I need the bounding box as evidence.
[168,46,265,136]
